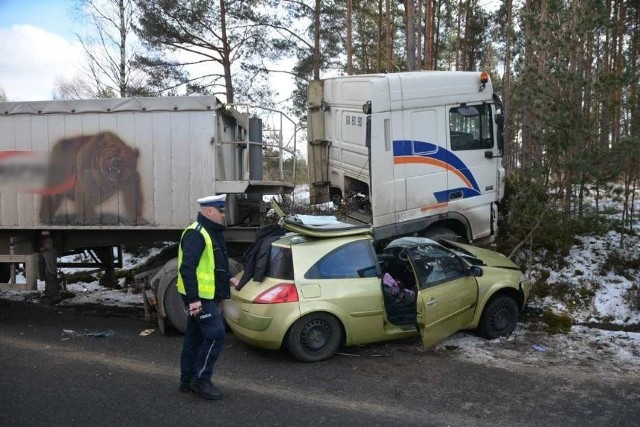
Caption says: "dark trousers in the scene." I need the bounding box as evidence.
[180,298,226,384]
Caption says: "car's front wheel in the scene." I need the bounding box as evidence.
[285,313,343,362]
[478,294,519,339]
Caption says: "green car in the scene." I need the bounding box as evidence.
[227,228,530,362]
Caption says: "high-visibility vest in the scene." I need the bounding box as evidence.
[177,222,216,299]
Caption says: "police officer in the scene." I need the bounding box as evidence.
[177,194,238,400]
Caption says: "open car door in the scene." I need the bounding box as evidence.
[405,244,478,348]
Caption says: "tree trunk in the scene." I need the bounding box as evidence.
[535,0,547,166]
[220,0,234,103]
[404,0,416,71]
[564,172,573,218]
[612,0,625,141]
[502,0,514,172]
[521,0,534,169]
[455,0,462,69]
[386,0,393,72]
[425,0,434,69]
[347,0,353,74]
[405,0,416,70]
[119,0,126,97]
[313,0,321,80]
[433,0,440,69]
[463,0,472,70]
[631,3,640,137]
[416,0,422,68]
[600,0,613,148]
[565,0,580,218]
[377,0,383,71]
[359,0,370,72]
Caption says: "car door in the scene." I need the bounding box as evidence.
[298,238,384,345]
[406,244,478,348]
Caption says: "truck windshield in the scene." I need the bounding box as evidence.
[449,104,493,151]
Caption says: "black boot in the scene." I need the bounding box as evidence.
[179,379,192,393]
[190,379,221,400]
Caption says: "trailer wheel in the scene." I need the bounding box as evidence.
[164,257,242,334]
[228,258,242,277]
[164,278,187,333]
[0,263,10,283]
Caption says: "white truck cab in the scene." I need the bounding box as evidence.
[307,71,505,243]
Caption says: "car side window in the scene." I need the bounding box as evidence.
[407,245,467,289]
[305,240,378,279]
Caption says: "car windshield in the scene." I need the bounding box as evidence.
[437,241,484,265]
[266,246,294,280]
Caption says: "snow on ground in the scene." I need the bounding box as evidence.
[530,231,640,326]
[0,244,172,309]
[0,280,144,309]
[435,325,640,380]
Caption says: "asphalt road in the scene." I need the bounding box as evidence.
[1,299,638,427]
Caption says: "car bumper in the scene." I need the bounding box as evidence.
[519,279,532,309]
[226,302,300,350]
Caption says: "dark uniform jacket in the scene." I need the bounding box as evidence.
[237,224,286,290]
[179,212,231,303]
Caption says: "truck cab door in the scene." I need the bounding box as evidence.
[445,104,500,238]
[405,245,478,348]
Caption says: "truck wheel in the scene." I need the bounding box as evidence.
[285,313,342,362]
[164,278,187,333]
[329,188,342,205]
[478,294,519,339]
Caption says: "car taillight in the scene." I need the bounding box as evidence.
[253,283,299,304]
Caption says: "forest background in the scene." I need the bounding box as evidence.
[1,0,639,271]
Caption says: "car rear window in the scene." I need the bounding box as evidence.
[266,246,294,280]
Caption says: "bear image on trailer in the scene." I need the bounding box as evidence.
[39,132,145,226]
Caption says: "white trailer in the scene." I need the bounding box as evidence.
[0,96,295,330]
[307,71,505,243]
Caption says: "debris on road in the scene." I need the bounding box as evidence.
[85,330,117,338]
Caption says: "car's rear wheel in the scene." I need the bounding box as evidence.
[478,294,519,339]
[285,313,342,362]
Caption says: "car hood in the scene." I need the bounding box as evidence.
[441,241,520,270]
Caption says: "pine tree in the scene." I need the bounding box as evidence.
[135,0,282,104]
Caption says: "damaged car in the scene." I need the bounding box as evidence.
[227,218,530,362]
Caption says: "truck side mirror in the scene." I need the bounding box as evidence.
[495,113,505,152]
